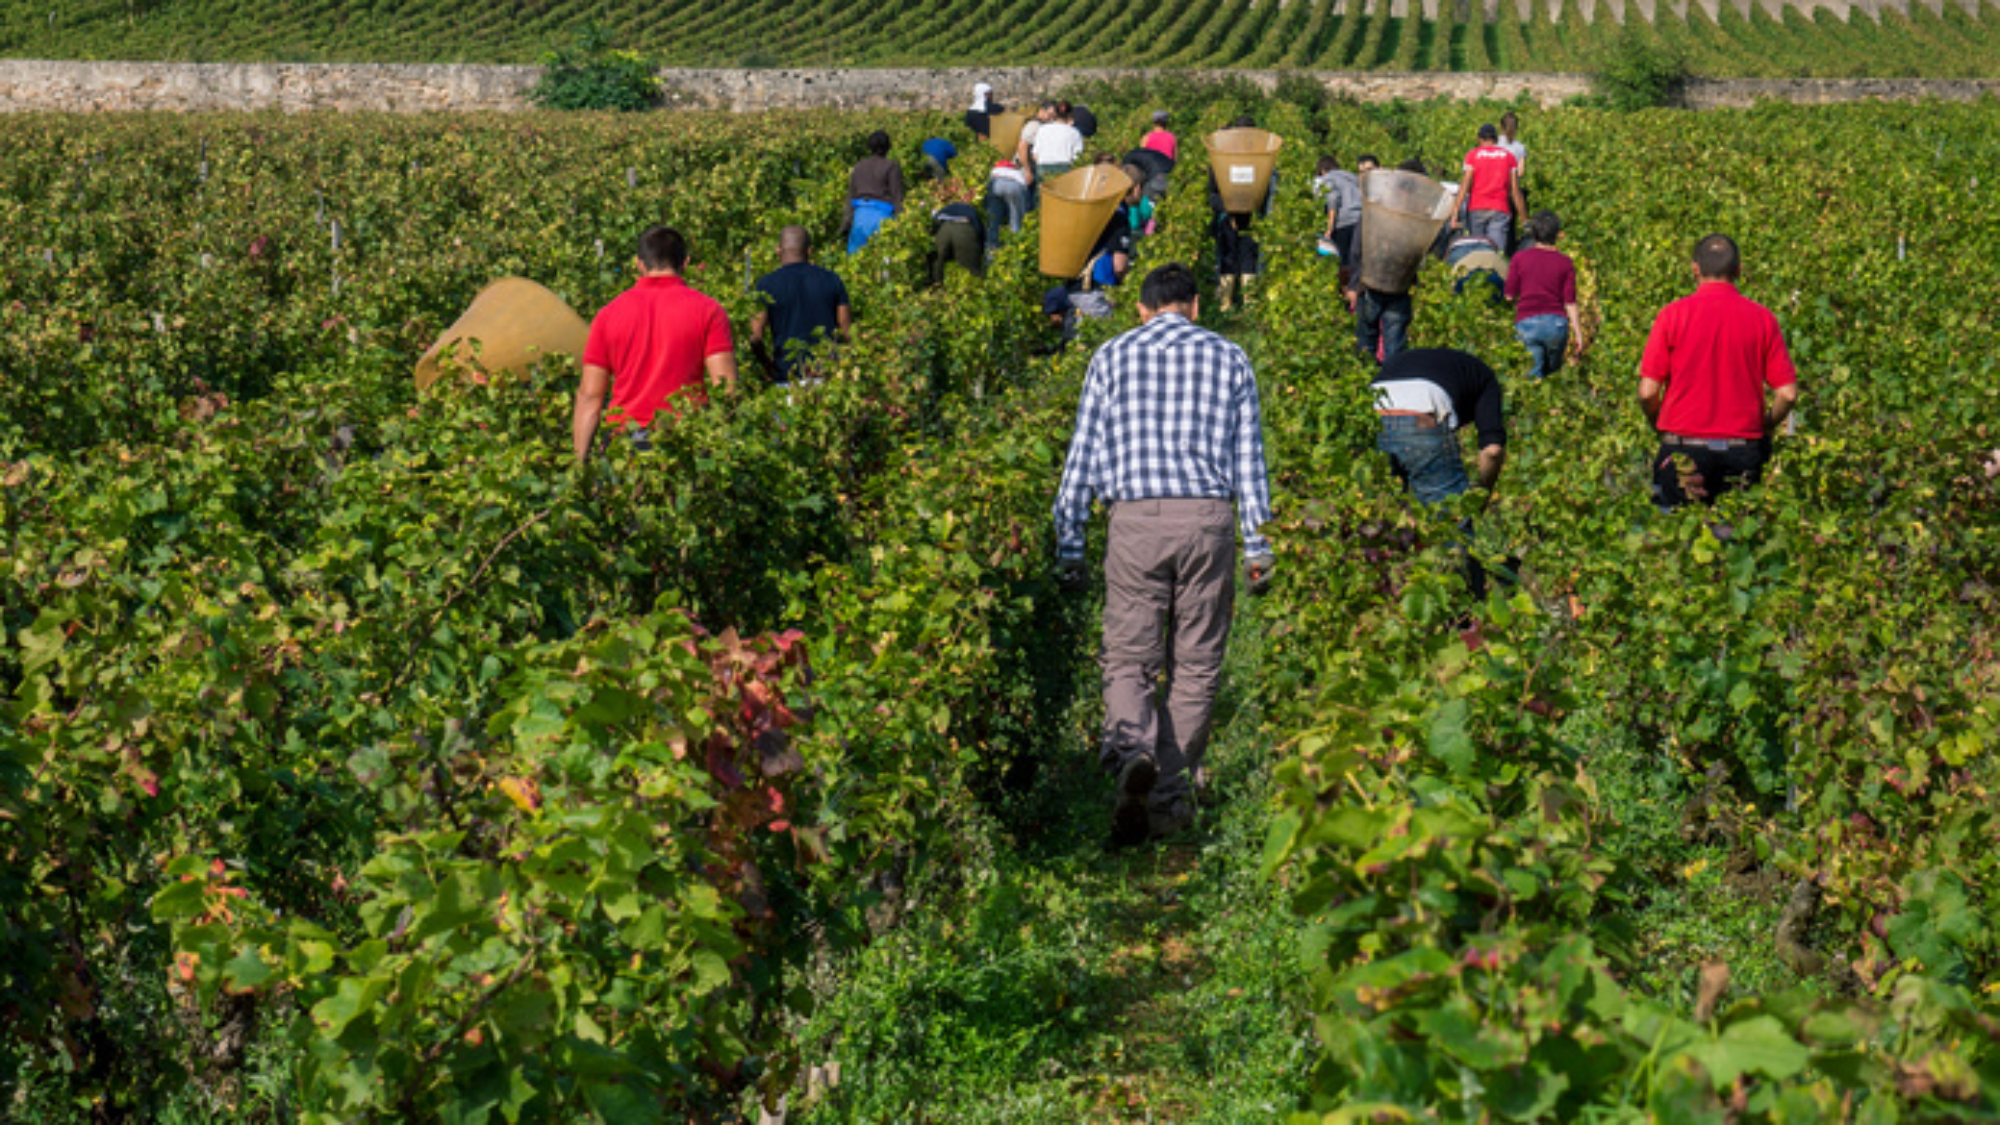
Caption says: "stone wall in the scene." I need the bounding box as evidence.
[0,59,1997,115]
[653,67,1598,112]
[1680,77,2000,109]
[0,60,540,113]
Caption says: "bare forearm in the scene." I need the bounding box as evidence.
[572,397,604,462]
[706,352,739,391]
[1766,385,1798,432]
[1476,446,1506,491]
[1638,378,1665,425]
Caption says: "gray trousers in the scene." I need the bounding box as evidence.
[1100,498,1236,805]
[1466,209,1512,254]
[986,179,1029,247]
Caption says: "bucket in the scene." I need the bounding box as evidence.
[1039,165,1133,279]
[1357,170,1459,295]
[415,277,590,391]
[989,112,1029,157]
[1204,128,1282,214]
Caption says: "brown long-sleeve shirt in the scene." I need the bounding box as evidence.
[848,156,905,207]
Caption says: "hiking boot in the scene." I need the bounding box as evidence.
[1110,754,1159,849]
[1149,795,1196,840]
[1118,752,1159,799]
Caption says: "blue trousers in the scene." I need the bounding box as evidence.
[847,198,897,255]
[1515,314,1569,378]
[1356,289,1412,363]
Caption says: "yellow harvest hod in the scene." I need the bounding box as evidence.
[1203,127,1282,215]
[1038,164,1134,280]
[414,276,590,391]
[987,111,1030,159]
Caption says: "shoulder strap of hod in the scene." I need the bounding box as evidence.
[1079,252,1104,292]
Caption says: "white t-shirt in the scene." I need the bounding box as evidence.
[1374,379,1459,431]
[1500,137,1527,174]
[1032,122,1086,166]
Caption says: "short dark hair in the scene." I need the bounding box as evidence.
[866,130,891,157]
[1229,114,1256,129]
[1357,153,1380,170]
[1529,210,1561,243]
[1693,233,1740,279]
[637,226,688,272]
[1316,155,1338,174]
[1140,262,1199,310]
[1397,157,1427,174]
[1055,100,1073,119]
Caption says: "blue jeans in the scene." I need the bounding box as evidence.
[1516,314,1568,378]
[1377,416,1468,505]
[1466,209,1511,253]
[987,179,1028,247]
[1356,289,1411,363]
[1454,269,1506,305]
[847,198,896,254]
[1379,416,1489,597]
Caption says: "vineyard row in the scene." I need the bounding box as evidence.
[6,0,2000,77]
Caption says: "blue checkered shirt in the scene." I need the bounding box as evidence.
[1053,313,1272,561]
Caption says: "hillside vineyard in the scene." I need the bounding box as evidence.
[6,0,2000,75]
[3,90,1999,1121]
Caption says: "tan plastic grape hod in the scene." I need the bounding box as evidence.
[413,277,590,392]
[988,112,1029,159]
[1039,164,1134,280]
[1204,128,1283,215]
[1357,169,1459,295]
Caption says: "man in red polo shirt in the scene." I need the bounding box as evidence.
[572,226,736,461]
[1458,124,1526,256]
[1639,233,1799,510]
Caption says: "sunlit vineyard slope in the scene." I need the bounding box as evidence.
[7,0,2000,76]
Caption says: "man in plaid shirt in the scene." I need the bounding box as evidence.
[1053,262,1275,847]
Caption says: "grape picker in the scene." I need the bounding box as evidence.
[1053,263,1275,848]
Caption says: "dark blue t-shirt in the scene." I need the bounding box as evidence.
[753,262,849,380]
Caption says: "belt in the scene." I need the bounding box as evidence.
[1663,433,1759,450]
[1378,410,1439,428]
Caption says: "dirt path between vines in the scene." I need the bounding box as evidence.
[1019,599,1301,1123]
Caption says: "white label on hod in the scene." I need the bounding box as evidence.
[1229,165,1256,184]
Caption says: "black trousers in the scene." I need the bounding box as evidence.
[1331,222,1358,266]
[1651,437,1771,511]
[1213,211,1259,276]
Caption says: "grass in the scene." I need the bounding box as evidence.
[793,590,1313,1123]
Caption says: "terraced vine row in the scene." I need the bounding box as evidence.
[9,0,2000,75]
